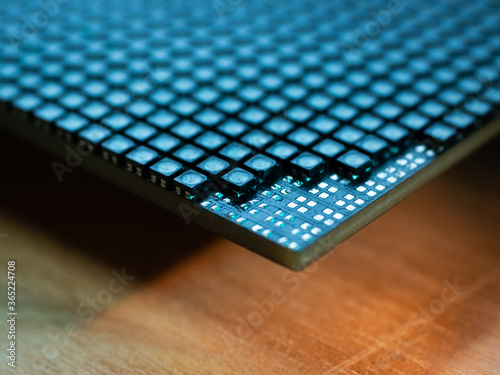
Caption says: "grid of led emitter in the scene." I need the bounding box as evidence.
[0,0,499,266]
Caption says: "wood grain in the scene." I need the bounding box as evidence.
[0,133,499,375]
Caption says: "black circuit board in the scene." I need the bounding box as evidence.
[1,0,499,267]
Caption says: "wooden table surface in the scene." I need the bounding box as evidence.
[0,133,499,375]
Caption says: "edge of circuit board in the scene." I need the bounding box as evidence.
[1,108,499,270]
